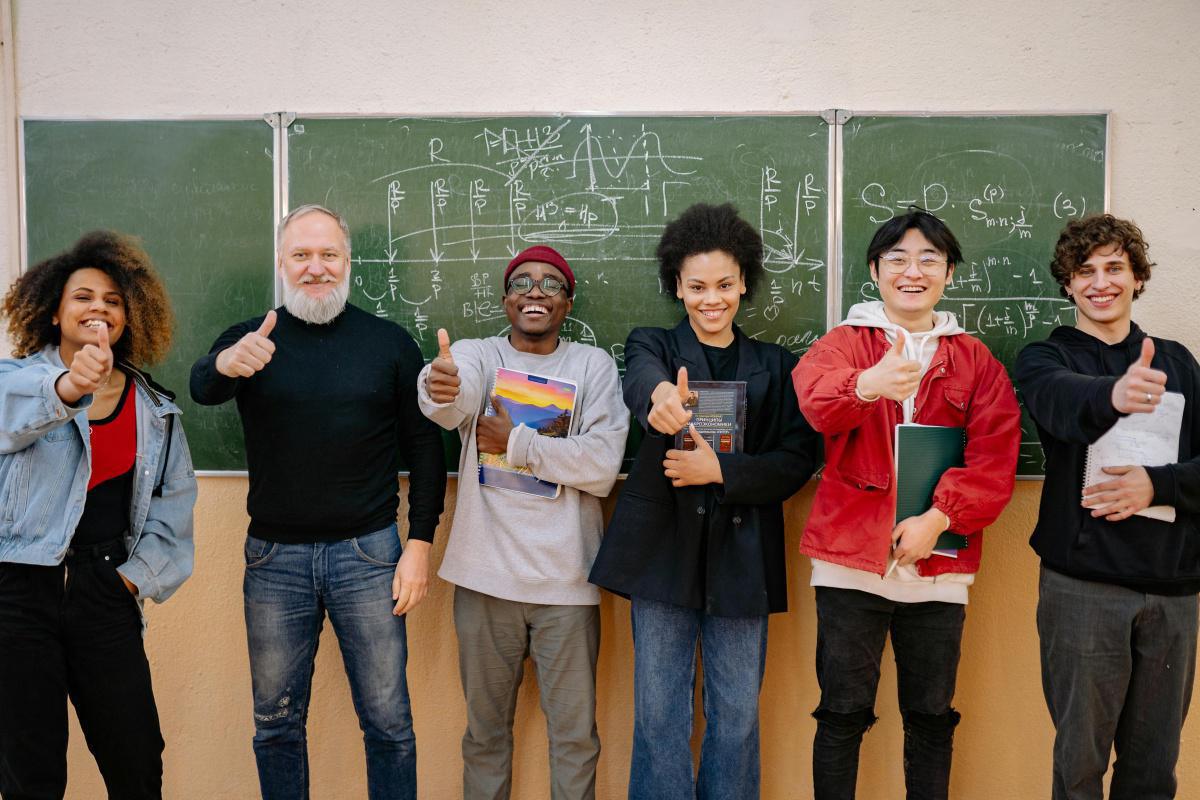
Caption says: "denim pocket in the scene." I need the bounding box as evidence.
[0,451,32,524]
[350,527,401,567]
[244,535,278,568]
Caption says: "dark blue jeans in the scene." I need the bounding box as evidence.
[243,525,415,800]
[811,587,964,800]
[1038,566,1198,800]
[628,596,769,800]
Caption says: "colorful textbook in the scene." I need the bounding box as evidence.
[478,367,578,499]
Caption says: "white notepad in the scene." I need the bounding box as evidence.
[1083,391,1185,522]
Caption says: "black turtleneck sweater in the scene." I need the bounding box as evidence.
[190,304,446,544]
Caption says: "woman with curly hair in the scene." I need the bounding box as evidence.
[589,203,821,799]
[0,230,196,799]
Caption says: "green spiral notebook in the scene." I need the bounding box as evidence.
[894,423,969,556]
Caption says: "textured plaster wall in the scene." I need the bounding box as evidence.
[3,0,1199,797]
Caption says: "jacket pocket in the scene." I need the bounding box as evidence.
[0,451,32,525]
[837,467,891,492]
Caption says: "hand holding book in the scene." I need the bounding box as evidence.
[476,395,514,455]
[663,423,723,488]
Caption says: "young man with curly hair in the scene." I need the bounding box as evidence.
[0,231,196,799]
[590,203,820,799]
[793,208,1021,799]
[1016,214,1200,800]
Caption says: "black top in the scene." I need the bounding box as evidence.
[1016,323,1200,595]
[589,318,821,616]
[74,374,135,546]
[700,341,740,382]
[190,304,446,544]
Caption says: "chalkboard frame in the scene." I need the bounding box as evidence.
[17,109,1109,479]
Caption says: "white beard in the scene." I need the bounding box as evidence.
[282,273,350,325]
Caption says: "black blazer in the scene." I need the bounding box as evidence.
[589,319,820,616]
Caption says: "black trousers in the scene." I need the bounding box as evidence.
[0,540,163,800]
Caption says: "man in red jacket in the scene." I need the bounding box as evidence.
[793,208,1021,799]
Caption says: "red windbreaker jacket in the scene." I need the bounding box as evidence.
[793,325,1021,576]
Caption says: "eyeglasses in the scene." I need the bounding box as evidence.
[506,275,568,296]
[878,253,949,275]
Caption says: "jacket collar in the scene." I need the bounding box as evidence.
[669,317,769,383]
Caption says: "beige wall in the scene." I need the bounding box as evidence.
[3,0,1199,797]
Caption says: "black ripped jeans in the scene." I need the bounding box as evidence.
[0,540,163,800]
[811,587,965,800]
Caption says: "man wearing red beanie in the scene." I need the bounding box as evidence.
[418,245,627,800]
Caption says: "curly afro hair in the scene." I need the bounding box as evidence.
[656,203,764,301]
[3,230,174,366]
[1050,214,1154,303]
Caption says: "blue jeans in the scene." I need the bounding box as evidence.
[811,587,964,800]
[1038,566,1198,800]
[628,596,769,800]
[243,525,415,800]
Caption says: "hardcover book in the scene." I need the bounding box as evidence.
[478,367,578,499]
[675,381,747,454]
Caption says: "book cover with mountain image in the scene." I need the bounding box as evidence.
[478,367,578,499]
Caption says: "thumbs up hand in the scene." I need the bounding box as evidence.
[216,310,277,378]
[648,366,694,436]
[662,423,723,487]
[856,329,922,402]
[1112,337,1168,414]
[56,321,115,404]
[427,328,461,404]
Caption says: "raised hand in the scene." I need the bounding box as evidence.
[476,394,515,455]
[662,423,724,487]
[56,321,114,404]
[1112,338,1167,414]
[648,366,693,435]
[856,329,921,402]
[427,328,461,404]
[216,310,277,379]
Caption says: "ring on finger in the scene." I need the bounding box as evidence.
[1146,392,1154,404]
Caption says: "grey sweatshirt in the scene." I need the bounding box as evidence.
[417,337,628,605]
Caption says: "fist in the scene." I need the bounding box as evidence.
[1112,338,1167,415]
[427,328,461,404]
[648,367,693,436]
[857,329,921,402]
[57,322,113,403]
[217,310,277,379]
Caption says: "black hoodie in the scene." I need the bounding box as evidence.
[1015,323,1200,594]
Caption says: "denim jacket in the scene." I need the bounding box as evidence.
[0,347,197,605]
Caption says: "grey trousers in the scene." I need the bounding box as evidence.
[453,585,601,800]
[1038,566,1199,800]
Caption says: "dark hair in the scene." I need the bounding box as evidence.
[866,207,963,273]
[1049,214,1153,302]
[2,230,174,366]
[656,203,763,300]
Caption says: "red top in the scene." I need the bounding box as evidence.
[793,325,1021,577]
[88,375,136,491]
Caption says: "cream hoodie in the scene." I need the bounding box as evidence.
[809,300,974,604]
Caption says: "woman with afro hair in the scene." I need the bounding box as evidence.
[589,203,820,799]
[0,230,196,799]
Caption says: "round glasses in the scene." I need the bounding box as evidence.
[506,275,568,296]
[878,253,948,275]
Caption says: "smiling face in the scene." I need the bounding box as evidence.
[278,211,351,324]
[503,260,572,353]
[676,250,745,346]
[869,227,954,332]
[54,267,126,359]
[1067,243,1141,341]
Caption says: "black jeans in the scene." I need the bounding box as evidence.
[1038,566,1198,800]
[0,540,164,800]
[811,587,965,800]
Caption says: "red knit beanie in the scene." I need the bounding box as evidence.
[503,245,575,296]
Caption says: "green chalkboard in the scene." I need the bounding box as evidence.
[22,119,275,471]
[840,114,1107,475]
[287,115,831,468]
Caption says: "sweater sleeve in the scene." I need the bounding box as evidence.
[793,330,883,435]
[507,350,628,498]
[716,352,821,506]
[931,350,1021,533]
[416,339,490,433]
[189,317,262,406]
[1014,339,1123,445]
[1143,347,1200,513]
[396,332,447,543]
